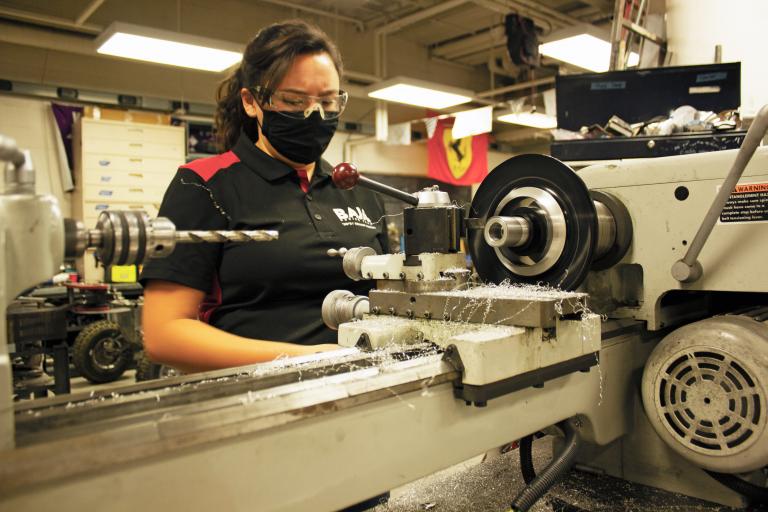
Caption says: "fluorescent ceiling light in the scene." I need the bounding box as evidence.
[539,27,639,73]
[452,106,493,138]
[367,77,473,109]
[96,22,243,72]
[496,111,557,129]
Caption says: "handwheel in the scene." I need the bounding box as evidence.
[468,154,597,290]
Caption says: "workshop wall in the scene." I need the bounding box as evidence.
[325,134,517,177]
[0,95,72,216]
[666,0,768,118]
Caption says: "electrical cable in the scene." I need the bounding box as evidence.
[704,469,768,507]
[519,434,536,485]
[510,418,582,512]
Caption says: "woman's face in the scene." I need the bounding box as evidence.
[242,52,340,124]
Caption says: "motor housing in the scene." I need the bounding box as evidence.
[641,314,768,473]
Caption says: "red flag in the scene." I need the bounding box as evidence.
[427,117,489,185]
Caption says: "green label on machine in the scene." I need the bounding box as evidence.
[720,182,768,223]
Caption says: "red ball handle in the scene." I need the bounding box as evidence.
[332,162,359,190]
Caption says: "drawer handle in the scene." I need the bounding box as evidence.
[128,173,144,178]
[128,205,143,210]
[129,188,144,193]
[129,143,143,148]
[129,158,143,162]
[128,128,144,133]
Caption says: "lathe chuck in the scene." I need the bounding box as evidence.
[469,154,598,290]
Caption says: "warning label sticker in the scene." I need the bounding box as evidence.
[719,182,768,223]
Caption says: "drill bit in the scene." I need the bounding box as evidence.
[176,230,279,243]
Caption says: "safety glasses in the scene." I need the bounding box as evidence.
[250,86,348,120]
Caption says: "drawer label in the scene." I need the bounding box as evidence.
[99,190,113,197]
[100,176,112,182]
[96,204,109,210]
[99,160,111,166]
[720,182,768,223]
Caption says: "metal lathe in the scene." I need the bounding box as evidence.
[1,106,767,511]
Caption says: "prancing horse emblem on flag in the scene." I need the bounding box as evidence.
[442,131,473,179]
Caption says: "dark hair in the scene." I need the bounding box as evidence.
[215,20,344,151]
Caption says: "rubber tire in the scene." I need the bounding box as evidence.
[72,320,132,384]
[135,352,179,382]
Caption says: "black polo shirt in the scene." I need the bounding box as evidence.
[140,132,387,344]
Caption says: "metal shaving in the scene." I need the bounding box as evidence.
[180,178,232,220]
[433,281,585,301]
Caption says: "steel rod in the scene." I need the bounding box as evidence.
[673,104,768,282]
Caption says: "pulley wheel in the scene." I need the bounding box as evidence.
[469,154,597,290]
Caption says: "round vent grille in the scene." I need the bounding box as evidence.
[655,348,765,456]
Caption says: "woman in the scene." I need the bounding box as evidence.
[140,20,388,373]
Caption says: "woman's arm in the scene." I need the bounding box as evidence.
[142,280,336,373]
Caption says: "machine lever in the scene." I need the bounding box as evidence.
[672,104,768,283]
[332,162,419,206]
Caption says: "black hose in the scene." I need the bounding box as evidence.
[705,470,768,506]
[511,418,582,512]
[519,434,536,485]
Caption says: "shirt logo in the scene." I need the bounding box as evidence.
[333,207,376,230]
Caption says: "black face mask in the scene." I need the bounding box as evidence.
[260,110,338,164]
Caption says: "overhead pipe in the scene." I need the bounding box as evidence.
[259,0,365,31]
[75,0,105,26]
[461,44,508,66]
[431,26,506,60]
[487,53,518,78]
[504,0,583,27]
[469,0,561,33]
[433,0,588,64]
[477,76,555,98]
[373,0,470,36]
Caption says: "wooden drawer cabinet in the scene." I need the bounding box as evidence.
[82,137,184,159]
[81,154,181,175]
[81,169,173,192]
[82,121,182,146]
[74,117,184,282]
[82,183,167,204]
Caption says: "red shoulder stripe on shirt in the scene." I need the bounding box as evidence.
[199,272,222,324]
[180,151,240,182]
